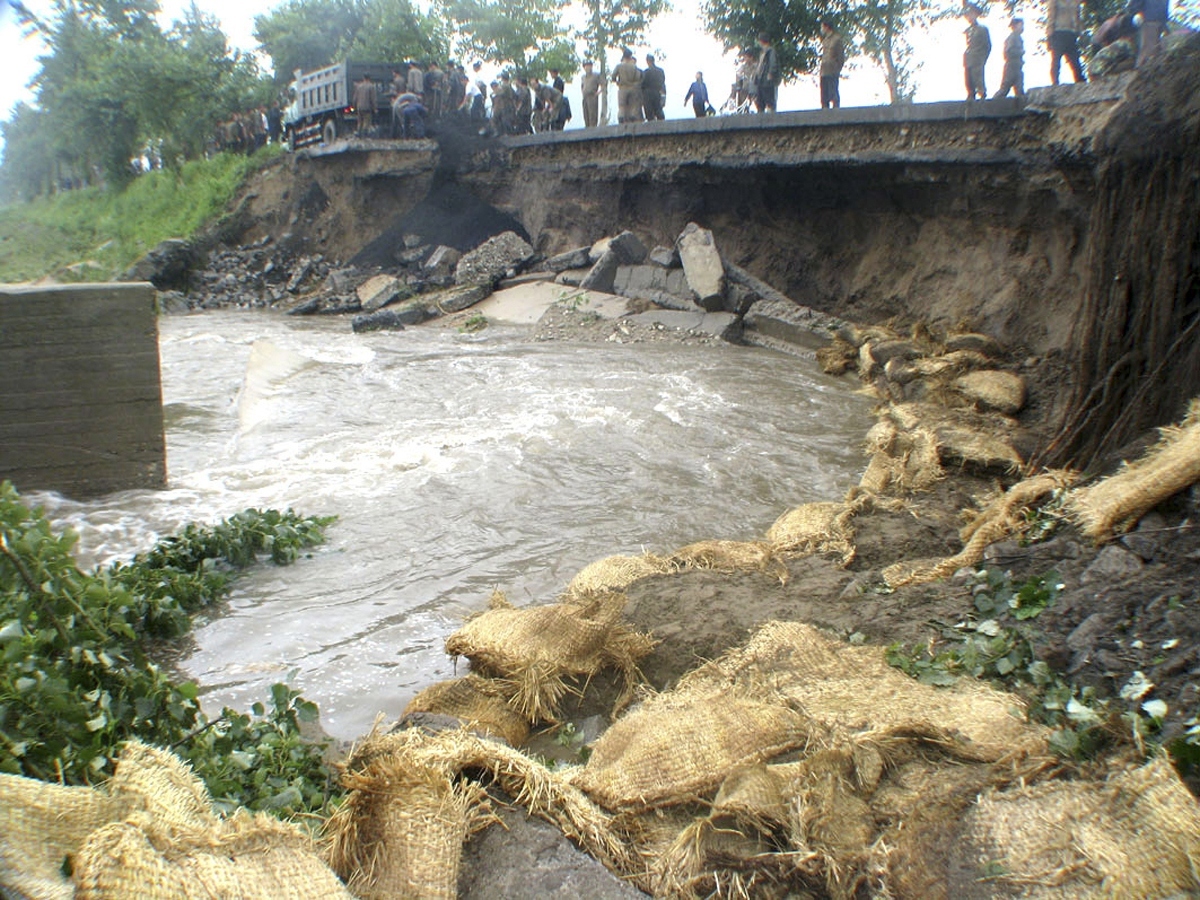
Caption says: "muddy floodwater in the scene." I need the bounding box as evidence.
[34,311,872,739]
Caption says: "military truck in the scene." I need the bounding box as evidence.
[283,61,401,149]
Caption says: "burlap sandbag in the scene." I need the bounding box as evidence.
[0,775,121,900]
[1068,397,1200,540]
[570,692,812,812]
[566,553,673,595]
[668,539,788,583]
[74,814,353,900]
[766,501,856,563]
[919,757,1200,900]
[444,589,655,722]
[954,370,1028,415]
[403,675,530,746]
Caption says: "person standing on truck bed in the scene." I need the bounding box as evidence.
[353,75,375,134]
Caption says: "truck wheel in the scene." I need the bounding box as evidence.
[322,118,337,145]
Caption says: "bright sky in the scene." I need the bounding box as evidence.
[1,0,1066,131]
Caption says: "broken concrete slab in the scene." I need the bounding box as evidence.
[543,246,592,272]
[455,231,534,286]
[357,274,404,312]
[742,298,835,355]
[555,267,592,286]
[676,223,726,310]
[618,286,704,312]
[469,281,627,325]
[588,236,611,262]
[423,245,461,277]
[352,309,408,333]
[608,231,648,265]
[628,309,742,342]
[428,283,492,314]
[497,271,558,289]
[580,249,620,292]
[648,245,678,268]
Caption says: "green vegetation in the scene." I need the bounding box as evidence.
[0,481,340,817]
[886,567,1168,761]
[0,147,279,283]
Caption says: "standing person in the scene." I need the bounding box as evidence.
[490,78,513,134]
[353,75,375,133]
[993,17,1026,97]
[469,79,487,120]
[548,69,571,129]
[612,49,643,124]
[819,20,846,109]
[753,33,780,112]
[407,62,424,102]
[580,60,602,127]
[266,101,283,144]
[513,77,534,134]
[641,54,666,120]
[734,49,756,109]
[1047,0,1086,84]
[962,3,991,100]
[684,71,709,117]
[1126,0,1169,66]
[425,62,445,117]
[529,76,564,132]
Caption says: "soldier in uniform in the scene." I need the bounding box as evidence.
[612,48,643,124]
[513,77,534,134]
[580,60,602,127]
[530,76,564,132]
[353,75,375,133]
[491,77,514,134]
[819,21,846,109]
[962,3,991,100]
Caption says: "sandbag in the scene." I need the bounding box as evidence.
[403,674,530,746]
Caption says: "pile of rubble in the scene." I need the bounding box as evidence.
[143,221,845,352]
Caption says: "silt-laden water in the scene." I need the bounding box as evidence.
[35,310,871,740]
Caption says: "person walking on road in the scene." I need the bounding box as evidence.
[1047,0,1086,84]
[684,71,710,117]
[993,17,1026,98]
[819,21,846,109]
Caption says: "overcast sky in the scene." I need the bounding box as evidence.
[1,0,1062,131]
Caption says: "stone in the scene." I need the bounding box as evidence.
[286,260,314,293]
[324,267,360,294]
[648,244,678,267]
[555,267,592,287]
[429,283,491,314]
[423,245,462,276]
[954,370,1028,415]
[351,309,408,333]
[397,245,431,266]
[455,232,534,287]
[543,246,592,272]
[629,309,742,342]
[357,274,404,312]
[156,291,191,315]
[1121,512,1167,561]
[742,298,830,353]
[402,233,424,249]
[945,331,1004,357]
[618,285,703,312]
[459,804,644,900]
[1080,544,1145,585]
[123,238,199,290]
[387,297,439,323]
[579,249,620,293]
[675,223,726,310]
[607,231,648,265]
[588,236,612,262]
[612,264,671,295]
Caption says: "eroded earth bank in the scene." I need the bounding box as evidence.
[125,35,1200,900]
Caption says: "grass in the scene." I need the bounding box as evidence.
[0,146,281,284]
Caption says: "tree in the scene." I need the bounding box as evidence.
[253,0,366,84]
[580,0,669,124]
[442,0,576,77]
[701,0,828,85]
[849,0,939,104]
[345,0,449,65]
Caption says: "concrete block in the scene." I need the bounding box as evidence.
[580,249,620,293]
[676,223,726,310]
[357,274,404,311]
[543,246,592,272]
[648,245,678,267]
[0,283,165,498]
[424,245,462,276]
[608,231,648,264]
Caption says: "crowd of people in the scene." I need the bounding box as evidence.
[212,104,285,155]
[963,0,1174,100]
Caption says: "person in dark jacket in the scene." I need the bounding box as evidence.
[753,33,780,112]
[352,75,375,133]
[962,3,991,100]
[684,71,709,117]
[641,54,666,120]
[1126,0,1170,65]
[819,21,846,109]
[1047,0,1086,84]
[993,17,1025,98]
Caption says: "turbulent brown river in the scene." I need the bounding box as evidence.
[34,310,872,740]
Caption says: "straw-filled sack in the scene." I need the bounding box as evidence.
[566,553,673,595]
[667,539,788,583]
[954,369,1028,415]
[883,469,1078,588]
[570,692,813,812]
[887,402,1023,472]
[0,741,351,900]
[900,756,1200,900]
[1068,397,1200,541]
[444,589,656,722]
[403,674,530,746]
[766,501,856,563]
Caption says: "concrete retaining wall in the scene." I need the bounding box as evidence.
[0,283,166,498]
